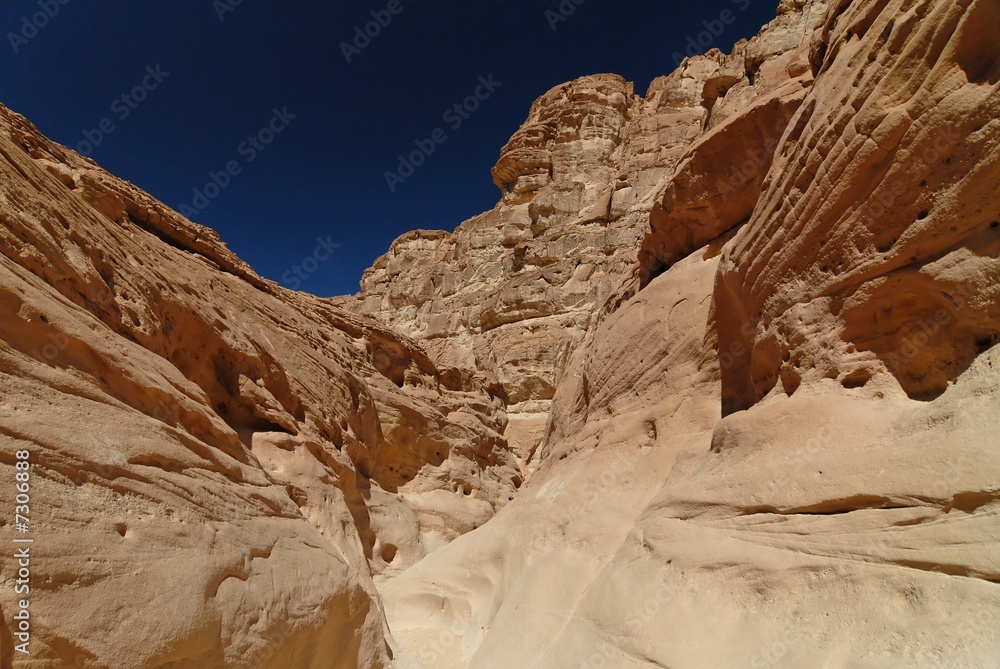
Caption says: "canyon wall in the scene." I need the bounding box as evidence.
[0,101,521,666]
[339,0,831,468]
[1,0,998,666]
[361,0,1000,666]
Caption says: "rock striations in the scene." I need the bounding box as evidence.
[0,103,519,667]
[2,0,999,667]
[338,0,836,469]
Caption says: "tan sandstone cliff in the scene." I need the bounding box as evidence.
[2,0,999,667]
[338,0,835,471]
[355,0,1000,667]
[0,99,524,666]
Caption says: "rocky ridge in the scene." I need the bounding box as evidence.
[0,101,520,667]
[339,0,832,467]
[1,0,998,666]
[354,0,1000,666]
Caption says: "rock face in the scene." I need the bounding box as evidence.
[340,1,828,466]
[356,0,1000,667]
[0,102,520,667]
[2,0,999,667]
[713,0,1000,413]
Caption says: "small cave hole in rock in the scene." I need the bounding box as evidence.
[115,523,127,537]
[841,369,872,389]
[976,334,997,351]
[380,544,398,564]
[877,238,897,253]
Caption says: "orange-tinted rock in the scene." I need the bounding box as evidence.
[714,0,1000,413]
[2,0,998,665]
[0,102,519,667]
[369,1,1000,667]
[344,4,826,468]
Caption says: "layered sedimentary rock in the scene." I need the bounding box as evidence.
[370,0,1000,666]
[0,102,520,667]
[2,0,998,666]
[340,74,650,464]
[713,0,1000,412]
[341,0,829,468]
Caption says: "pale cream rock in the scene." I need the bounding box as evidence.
[1,0,998,666]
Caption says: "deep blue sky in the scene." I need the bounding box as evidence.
[1,0,777,297]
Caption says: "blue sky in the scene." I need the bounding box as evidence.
[1,0,778,296]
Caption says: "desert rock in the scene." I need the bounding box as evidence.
[367,0,1000,666]
[0,101,519,667]
[2,0,999,666]
[341,0,829,470]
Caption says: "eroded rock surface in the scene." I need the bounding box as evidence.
[0,102,519,667]
[2,0,998,666]
[341,0,828,468]
[368,0,1000,667]
[714,0,1000,412]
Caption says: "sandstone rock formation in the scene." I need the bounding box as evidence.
[338,0,831,469]
[356,0,1000,666]
[713,0,1000,412]
[2,0,999,666]
[0,102,520,667]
